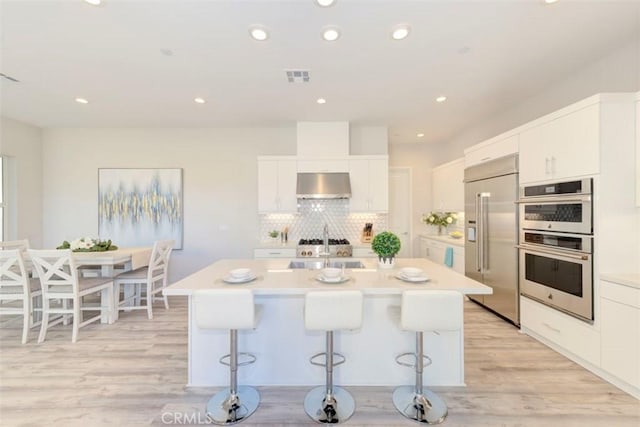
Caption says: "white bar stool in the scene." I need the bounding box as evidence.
[193,289,261,425]
[303,290,364,424]
[392,290,463,425]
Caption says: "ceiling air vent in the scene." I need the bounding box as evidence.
[285,69,310,83]
[0,73,20,83]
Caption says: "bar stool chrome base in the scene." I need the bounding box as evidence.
[304,386,355,424]
[392,386,448,425]
[206,386,260,426]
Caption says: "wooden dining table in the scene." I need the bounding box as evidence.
[72,247,152,277]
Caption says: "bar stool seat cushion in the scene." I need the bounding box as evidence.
[401,290,463,332]
[194,289,259,330]
[305,290,363,331]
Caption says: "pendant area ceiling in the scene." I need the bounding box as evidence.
[1,0,639,144]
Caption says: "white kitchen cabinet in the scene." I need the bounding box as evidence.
[519,103,600,184]
[352,247,376,258]
[636,92,640,207]
[253,248,296,259]
[600,279,640,390]
[464,134,518,168]
[432,158,464,212]
[419,236,464,274]
[349,156,388,212]
[297,159,349,173]
[520,296,601,367]
[257,158,297,213]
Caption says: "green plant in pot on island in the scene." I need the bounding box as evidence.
[371,231,401,268]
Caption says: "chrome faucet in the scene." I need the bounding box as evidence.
[322,223,330,268]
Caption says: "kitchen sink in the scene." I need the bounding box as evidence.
[287,260,366,270]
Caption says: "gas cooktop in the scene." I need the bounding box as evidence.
[296,238,352,257]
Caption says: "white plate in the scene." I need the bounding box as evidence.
[395,274,430,283]
[222,274,257,284]
[316,275,350,284]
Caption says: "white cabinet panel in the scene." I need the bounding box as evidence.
[520,104,600,184]
[253,248,296,259]
[600,280,640,389]
[520,296,601,367]
[348,157,388,212]
[257,159,297,213]
[464,135,518,168]
[297,159,349,173]
[420,236,464,273]
[432,158,464,212]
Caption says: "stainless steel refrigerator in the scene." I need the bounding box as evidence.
[464,154,519,325]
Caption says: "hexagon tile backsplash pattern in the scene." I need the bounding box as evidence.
[258,199,388,244]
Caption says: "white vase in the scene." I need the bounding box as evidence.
[378,256,395,269]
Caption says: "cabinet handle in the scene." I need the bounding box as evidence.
[545,157,550,175]
[551,156,556,175]
[542,322,561,333]
[480,157,491,162]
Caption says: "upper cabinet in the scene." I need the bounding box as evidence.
[297,159,349,173]
[519,103,600,184]
[636,92,640,207]
[349,156,388,212]
[257,157,297,213]
[464,134,519,169]
[432,158,464,212]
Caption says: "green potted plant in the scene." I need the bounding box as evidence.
[371,231,401,268]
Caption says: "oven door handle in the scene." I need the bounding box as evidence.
[515,195,591,204]
[516,245,590,261]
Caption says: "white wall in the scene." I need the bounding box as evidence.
[0,117,43,246]
[41,127,296,281]
[432,37,640,164]
[388,143,439,255]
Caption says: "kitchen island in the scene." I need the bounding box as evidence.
[164,258,491,387]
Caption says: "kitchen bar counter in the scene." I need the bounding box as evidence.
[419,233,465,247]
[164,258,491,387]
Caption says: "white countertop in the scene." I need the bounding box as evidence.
[600,273,640,290]
[419,234,465,247]
[164,258,492,296]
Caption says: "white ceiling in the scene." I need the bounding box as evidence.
[1,0,639,145]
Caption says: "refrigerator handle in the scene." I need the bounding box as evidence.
[476,193,482,272]
[477,192,490,273]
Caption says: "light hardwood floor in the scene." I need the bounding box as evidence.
[1,297,638,426]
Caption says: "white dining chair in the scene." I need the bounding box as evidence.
[113,240,173,320]
[0,239,30,251]
[27,249,115,343]
[0,249,42,344]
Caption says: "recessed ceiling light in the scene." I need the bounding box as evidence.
[194,98,206,104]
[417,133,425,138]
[321,26,341,42]
[84,0,101,5]
[391,24,411,41]
[317,98,327,104]
[544,0,559,3]
[75,98,89,104]
[315,0,337,7]
[249,26,269,41]
[436,96,447,103]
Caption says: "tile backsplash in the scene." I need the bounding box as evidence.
[258,199,388,244]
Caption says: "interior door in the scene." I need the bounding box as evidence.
[389,167,411,257]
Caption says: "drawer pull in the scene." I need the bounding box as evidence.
[542,322,561,333]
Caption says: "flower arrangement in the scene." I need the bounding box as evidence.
[57,237,118,252]
[422,212,457,228]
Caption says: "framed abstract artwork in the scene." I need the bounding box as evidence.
[98,168,183,249]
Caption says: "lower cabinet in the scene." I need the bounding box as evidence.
[352,247,377,258]
[600,280,640,389]
[419,236,464,274]
[253,248,296,259]
[520,296,601,367]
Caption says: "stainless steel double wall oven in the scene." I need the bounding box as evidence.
[517,178,594,322]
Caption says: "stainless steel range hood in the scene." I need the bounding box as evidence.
[296,172,351,199]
